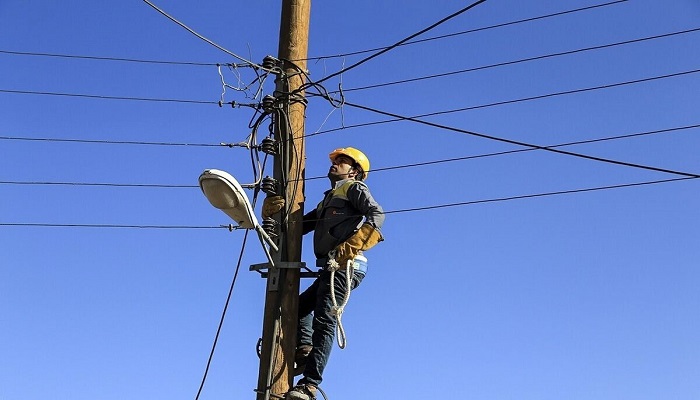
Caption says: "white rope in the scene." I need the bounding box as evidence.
[327,252,353,349]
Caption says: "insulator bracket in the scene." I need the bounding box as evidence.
[261,176,279,196]
[260,137,279,156]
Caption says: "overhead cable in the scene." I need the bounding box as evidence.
[309,0,628,61]
[341,100,700,179]
[310,0,489,87]
[2,177,695,229]
[0,223,228,229]
[0,2,628,67]
[0,135,226,147]
[0,88,262,107]
[142,0,262,69]
[395,68,700,119]
[4,123,696,155]
[337,27,700,93]
[0,88,223,105]
[0,180,198,188]
[384,177,696,215]
[310,67,700,137]
[6,123,695,188]
[303,123,700,180]
[8,59,695,111]
[194,230,250,400]
[0,49,222,66]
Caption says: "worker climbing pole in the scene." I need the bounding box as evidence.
[255,3,387,400]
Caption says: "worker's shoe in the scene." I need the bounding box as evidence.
[293,345,312,376]
[286,383,317,400]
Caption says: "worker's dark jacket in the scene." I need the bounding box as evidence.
[302,178,384,264]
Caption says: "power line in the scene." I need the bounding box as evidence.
[0,181,198,188]
[341,100,700,179]
[5,123,695,155]
[0,49,223,66]
[0,135,232,147]
[310,67,700,137]
[194,230,249,400]
[304,123,700,180]
[337,27,700,93]
[142,0,263,70]
[411,68,700,119]
[385,176,697,215]
[2,176,695,229]
[0,2,628,70]
[0,88,261,108]
[308,0,628,61]
[0,223,228,229]
[0,88,223,105]
[311,0,489,87]
[8,43,695,112]
[5,123,698,188]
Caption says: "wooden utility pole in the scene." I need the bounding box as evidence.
[256,1,310,399]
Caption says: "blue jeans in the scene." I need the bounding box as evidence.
[297,268,364,387]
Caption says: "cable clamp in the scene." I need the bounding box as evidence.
[219,141,249,148]
[220,224,240,232]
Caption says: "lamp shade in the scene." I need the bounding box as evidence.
[198,169,257,229]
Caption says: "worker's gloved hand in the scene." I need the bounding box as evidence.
[333,223,383,267]
[262,195,285,218]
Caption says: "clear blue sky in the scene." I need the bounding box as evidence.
[2,1,699,399]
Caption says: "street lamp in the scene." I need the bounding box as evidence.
[198,169,278,266]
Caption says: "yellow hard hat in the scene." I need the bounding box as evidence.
[329,147,370,180]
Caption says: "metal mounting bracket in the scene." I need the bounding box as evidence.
[250,262,318,291]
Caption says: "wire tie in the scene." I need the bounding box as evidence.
[220,224,236,231]
[218,100,223,108]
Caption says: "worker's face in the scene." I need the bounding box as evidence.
[328,155,357,182]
